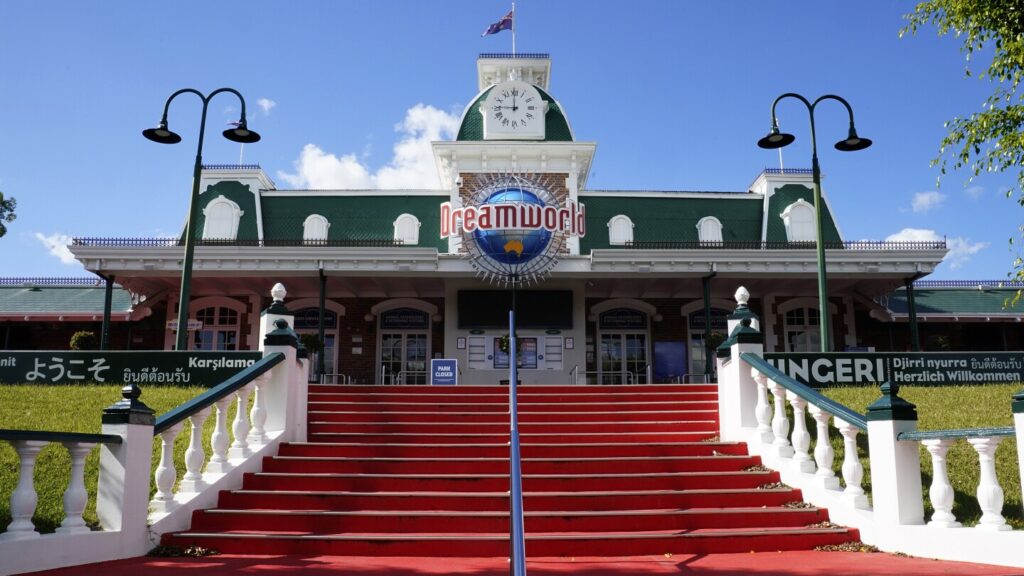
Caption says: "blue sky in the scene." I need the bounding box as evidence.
[0,1,1018,280]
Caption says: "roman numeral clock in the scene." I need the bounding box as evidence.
[481,80,548,140]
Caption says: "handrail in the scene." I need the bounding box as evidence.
[396,370,428,385]
[155,352,284,434]
[741,352,868,430]
[508,311,527,575]
[898,427,1015,441]
[569,364,579,385]
[0,429,122,445]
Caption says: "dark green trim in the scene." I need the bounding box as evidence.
[154,352,284,434]
[866,382,918,422]
[102,384,155,425]
[264,318,299,347]
[742,352,868,430]
[1013,390,1024,414]
[0,429,123,445]
[898,427,1014,441]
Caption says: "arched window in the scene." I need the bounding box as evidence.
[696,216,723,242]
[393,213,420,245]
[781,199,815,242]
[303,214,330,243]
[193,306,241,351]
[202,196,243,240]
[607,215,634,245]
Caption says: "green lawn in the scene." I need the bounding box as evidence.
[822,384,1021,528]
[0,385,228,534]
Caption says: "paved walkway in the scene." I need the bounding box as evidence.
[26,552,1024,575]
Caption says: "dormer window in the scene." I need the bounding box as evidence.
[781,199,816,242]
[608,215,634,245]
[202,196,243,240]
[393,213,420,245]
[696,216,723,243]
[303,214,330,243]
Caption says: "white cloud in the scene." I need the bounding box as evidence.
[34,232,76,264]
[885,228,988,270]
[257,98,276,116]
[277,104,460,190]
[911,191,946,213]
[966,185,984,199]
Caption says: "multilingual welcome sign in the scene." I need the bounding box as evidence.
[762,352,1024,388]
[0,351,263,386]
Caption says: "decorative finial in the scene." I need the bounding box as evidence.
[735,286,750,306]
[271,283,287,302]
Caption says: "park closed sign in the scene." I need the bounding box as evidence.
[762,352,1024,388]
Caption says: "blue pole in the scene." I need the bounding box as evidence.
[509,309,526,575]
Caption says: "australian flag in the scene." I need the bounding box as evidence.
[481,10,513,37]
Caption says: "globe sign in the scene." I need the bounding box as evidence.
[472,188,552,265]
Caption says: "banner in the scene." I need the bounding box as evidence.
[762,352,1024,388]
[0,351,263,386]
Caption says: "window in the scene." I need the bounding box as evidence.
[494,337,538,369]
[193,306,240,351]
[303,214,330,243]
[607,215,634,245]
[393,213,420,245]
[202,196,243,240]
[781,199,815,242]
[696,216,723,243]
[785,306,820,352]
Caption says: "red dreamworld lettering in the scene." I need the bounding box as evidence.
[439,199,587,237]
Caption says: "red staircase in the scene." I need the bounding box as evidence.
[166,384,856,556]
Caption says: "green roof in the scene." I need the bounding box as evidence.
[888,288,1024,316]
[0,286,132,314]
[580,194,764,251]
[765,184,841,243]
[457,85,573,141]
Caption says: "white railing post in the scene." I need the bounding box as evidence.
[786,391,814,473]
[55,441,95,534]
[178,407,212,493]
[716,286,763,442]
[807,404,839,490]
[769,381,793,459]
[1014,393,1024,511]
[96,384,156,557]
[968,437,1012,531]
[150,423,184,513]
[835,417,870,509]
[259,283,299,441]
[866,382,924,525]
[751,368,773,445]
[922,438,960,528]
[0,440,47,541]
[229,384,252,459]
[206,396,232,473]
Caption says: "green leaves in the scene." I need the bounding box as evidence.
[0,191,15,238]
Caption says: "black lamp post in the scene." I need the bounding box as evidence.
[757,93,871,352]
[144,88,261,351]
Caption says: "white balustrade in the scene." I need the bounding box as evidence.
[206,397,232,473]
[786,391,814,473]
[922,438,960,528]
[229,384,253,459]
[55,442,95,534]
[0,440,47,541]
[751,368,773,444]
[150,423,184,512]
[179,407,212,493]
[968,437,1011,531]
[248,375,268,445]
[769,381,793,458]
[835,418,869,509]
[807,404,840,489]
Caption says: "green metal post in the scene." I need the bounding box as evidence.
[174,116,207,352]
[702,273,714,377]
[905,279,920,352]
[100,274,114,350]
[811,151,831,353]
[318,269,327,380]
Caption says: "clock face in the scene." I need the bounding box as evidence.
[489,85,539,130]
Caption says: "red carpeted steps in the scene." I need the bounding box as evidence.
[166,384,857,556]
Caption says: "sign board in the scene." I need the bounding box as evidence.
[0,351,262,386]
[763,352,1024,387]
[430,358,458,385]
[166,319,204,332]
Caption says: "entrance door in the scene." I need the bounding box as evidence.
[381,333,428,384]
[599,333,648,384]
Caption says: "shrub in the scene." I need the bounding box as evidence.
[69,331,98,350]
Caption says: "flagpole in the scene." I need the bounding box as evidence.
[511,1,516,57]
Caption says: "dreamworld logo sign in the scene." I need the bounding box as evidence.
[439,196,586,240]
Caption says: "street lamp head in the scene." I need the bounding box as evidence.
[142,121,182,144]
[757,128,796,150]
[223,120,261,144]
[834,126,872,152]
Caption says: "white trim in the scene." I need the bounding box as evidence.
[696,216,724,242]
[581,191,760,200]
[393,213,421,245]
[261,190,447,197]
[201,196,243,240]
[287,298,347,316]
[302,214,331,242]
[607,215,634,245]
[680,299,735,318]
[371,298,438,317]
[591,298,657,317]
[776,297,838,316]
[780,198,816,242]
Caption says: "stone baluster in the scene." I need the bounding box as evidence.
[229,384,253,459]
[835,418,869,509]
[55,441,95,534]
[179,407,212,493]
[751,368,773,444]
[150,423,184,513]
[206,396,233,473]
[922,438,960,528]
[769,381,793,459]
[807,405,839,489]
[0,440,47,541]
[786,391,815,473]
[968,437,1011,531]
[248,375,268,446]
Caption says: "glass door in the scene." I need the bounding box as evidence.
[599,333,648,384]
[380,333,428,384]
